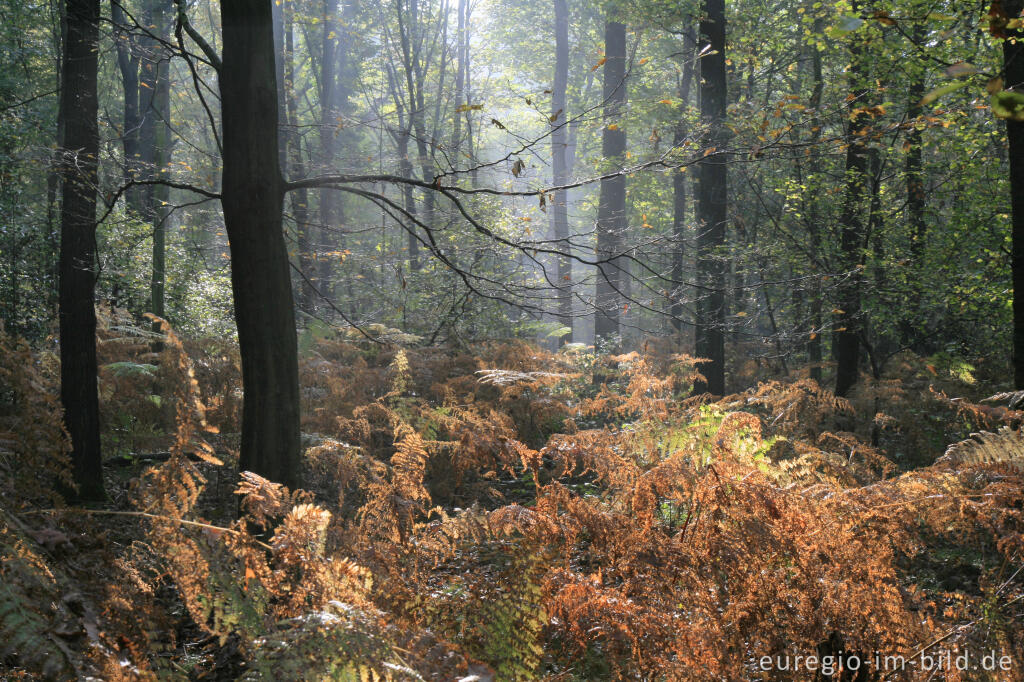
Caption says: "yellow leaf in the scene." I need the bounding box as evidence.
[659,99,674,105]
[607,123,619,130]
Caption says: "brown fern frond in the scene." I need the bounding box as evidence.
[938,427,1024,471]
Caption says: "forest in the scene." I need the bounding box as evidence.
[3,0,1024,678]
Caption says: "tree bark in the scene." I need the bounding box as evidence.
[111,0,142,213]
[594,18,626,344]
[806,14,824,383]
[1004,0,1024,389]
[283,1,313,313]
[220,0,301,488]
[59,0,104,500]
[550,0,572,343]
[316,0,340,300]
[670,27,695,333]
[694,0,727,395]
[834,5,870,398]
[148,0,171,320]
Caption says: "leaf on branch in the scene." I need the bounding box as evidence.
[944,62,978,78]
[920,81,968,106]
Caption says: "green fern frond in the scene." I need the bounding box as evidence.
[0,513,76,678]
[242,602,419,681]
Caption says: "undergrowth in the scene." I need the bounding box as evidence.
[1,317,1023,679]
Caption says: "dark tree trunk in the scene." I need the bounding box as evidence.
[1004,0,1024,389]
[834,5,870,398]
[221,0,301,488]
[59,0,104,501]
[550,0,572,343]
[594,19,626,344]
[694,0,727,395]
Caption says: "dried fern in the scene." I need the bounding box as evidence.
[938,426,1024,471]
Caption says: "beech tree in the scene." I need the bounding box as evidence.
[594,16,627,343]
[693,0,727,394]
[1004,0,1024,389]
[220,0,301,488]
[58,0,104,500]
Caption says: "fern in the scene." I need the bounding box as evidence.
[938,426,1024,471]
[243,602,417,681]
[0,512,76,678]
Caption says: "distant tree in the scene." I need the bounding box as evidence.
[550,0,572,343]
[594,16,626,343]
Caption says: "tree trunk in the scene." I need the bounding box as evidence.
[550,0,572,343]
[149,0,171,320]
[806,14,824,383]
[594,18,626,344]
[1004,0,1024,388]
[59,0,104,501]
[670,28,695,333]
[316,0,340,302]
[221,0,301,488]
[283,1,313,313]
[111,0,142,214]
[834,5,870,398]
[694,0,727,395]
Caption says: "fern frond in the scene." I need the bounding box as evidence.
[939,427,1024,471]
[985,390,1024,410]
[0,512,76,678]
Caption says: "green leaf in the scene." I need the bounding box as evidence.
[919,81,968,106]
[834,15,864,33]
[992,90,1024,121]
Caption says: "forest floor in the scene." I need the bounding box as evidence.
[2,311,1024,680]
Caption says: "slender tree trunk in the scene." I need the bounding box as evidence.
[594,18,626,344]
[111,0,142,213]
[807,16,824,383]
[694,0,727,395]
[397,131,420,269]
[1003,1,1024,388]
[901,24,926,350]
[316,0,339,301]
[550,0,572,343]
[284,2,313,313]
[59,0,104,500]
[670,28,695,333]
[149,0,171,320]
[221,0,300,488]
[834,5,870,397]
